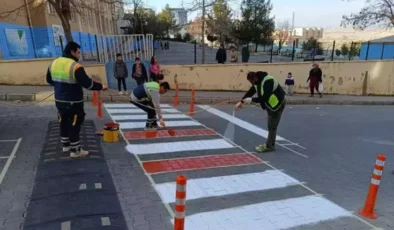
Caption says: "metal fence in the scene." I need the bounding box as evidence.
[0,29,153,63]
[153,40,394,65]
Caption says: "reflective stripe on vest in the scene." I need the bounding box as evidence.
[50,57,81,84]
[254,75,280,110]
[144,82,159,98]
[137,82,159,101]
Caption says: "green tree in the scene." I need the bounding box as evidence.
[335,49,341,57]
[206,0,232,44]
[158,4,177,38]
[302,37,323,55]
[341,43,349,56]
[349,42,361,57]
[183,32,192,42]
[341,0,394,30]
[232,0,275,51]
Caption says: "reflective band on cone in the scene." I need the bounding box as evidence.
[359,154,386,219]
[174,175,187,230]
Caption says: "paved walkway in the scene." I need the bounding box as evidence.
[1,85,394,105]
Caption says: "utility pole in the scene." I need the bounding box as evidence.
[201,0,205,64]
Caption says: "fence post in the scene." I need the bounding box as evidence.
[291,40,296,61]
[95,34,101,63]
[365,41,370,60]
[194,40,197,64]
[270,41,273,63]
[380,42,385,60]
[174,175,187,230]
[331,40,336,61]
[60,36,64,55]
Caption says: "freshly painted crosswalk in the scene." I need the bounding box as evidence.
[118,120,202,129]
[104,103,369,230]
[126,139,234,155]
[106,108,180,114]
[104,103,172,108]
[111,114,189,120]
[155,170,300,203]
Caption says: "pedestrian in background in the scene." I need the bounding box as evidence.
[114,53,128,95]
[307,63,323,98]
[132,57,148,86]
[284,72,295,96]
[149,56,161,82]
[216,44,227,64]
[230,47,238,63]
[46,41,107,158]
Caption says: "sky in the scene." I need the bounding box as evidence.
[141,0,365,28]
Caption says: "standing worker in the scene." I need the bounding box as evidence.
[46,41,107,158]
[235,71,286,152]
[129,78,170,130]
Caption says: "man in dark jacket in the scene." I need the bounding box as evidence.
[114,53,128,95]
[235,71,286,152]
[46,41,107,158]
[216,45,227,64]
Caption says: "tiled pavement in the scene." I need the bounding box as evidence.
[104,103,379,230]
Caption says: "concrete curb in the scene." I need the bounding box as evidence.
[1,92,394,106]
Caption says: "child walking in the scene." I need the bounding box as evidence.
[284,72,295,96]
[114,53,128,95]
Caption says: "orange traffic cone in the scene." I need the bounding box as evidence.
[97,100,103,119]
[92,92,98,106]
[359,154,386,219]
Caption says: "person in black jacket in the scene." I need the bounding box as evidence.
[132,57,148,85]
[235,71,286,152]
[46,41,107,158]
[216,45,227,64]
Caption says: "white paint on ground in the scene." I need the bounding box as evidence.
[155,170,300,203]
[183,195,352,230]
[126,139,234,155]
[111,114,189,121]
[79,183,87,190]
[119,120,202,129]
[101,217,111,226]
[106,108,180,114]
[198,105,286,141]
[104,103,171,108]
[61,221,71,230]
[95,183,102,189]
[0,138,21,185]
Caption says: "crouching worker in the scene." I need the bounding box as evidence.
[235,71,286,152]
[130,81,171,130]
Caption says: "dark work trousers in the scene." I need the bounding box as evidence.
[310,85,320,96]
[265,100,286,147]
[130,100,157,124]
[117,78,127,91]
[150,73,157,82]
[56,101,86,152]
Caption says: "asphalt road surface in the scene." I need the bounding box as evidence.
[1,101,394,229]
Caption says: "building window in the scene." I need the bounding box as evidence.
[88,10,94,27]
[47,2,56,14]
[81,9,87,24]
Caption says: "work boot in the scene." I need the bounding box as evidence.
[70,148,89,158]
[144,122,157,131]
[255,144,275,153]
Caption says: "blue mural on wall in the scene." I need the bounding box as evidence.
[0,22,154,61]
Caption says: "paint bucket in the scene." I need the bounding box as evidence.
[103,122,120,142]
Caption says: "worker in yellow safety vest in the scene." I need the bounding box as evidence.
[235,71,286,152]
[46,41,107,158]
[130,80,170,130]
